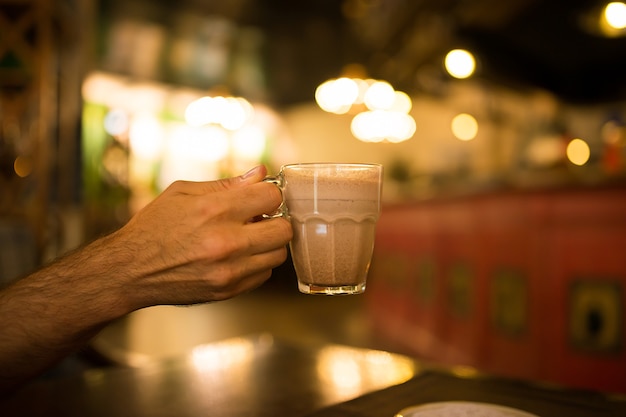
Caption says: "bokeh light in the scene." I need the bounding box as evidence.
[315,78,358,114]
[315,74,414,143]
[351,110,416,143]
[605,2,626,29]
[363,81,396,111]
[129,113,165,160]
[566,138,591,166]
[14,156,33,178]
[451,113,478,141]
[104,109,130,136]
[445,49,476,79]
[232,126,267,160]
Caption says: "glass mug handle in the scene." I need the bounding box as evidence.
[262,175,287,219]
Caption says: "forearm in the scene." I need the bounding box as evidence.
[0,232,132,393]
[0,169,291,393]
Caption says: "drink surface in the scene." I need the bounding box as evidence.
[283,168,382,203]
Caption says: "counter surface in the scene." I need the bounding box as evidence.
[1,334,624,417]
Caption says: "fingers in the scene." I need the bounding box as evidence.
[228,182,284,222]
[197,219,291,299]
[162,166,282,222]
[244,218,293,255]
[218,246,289,299]
[165,165,268,196]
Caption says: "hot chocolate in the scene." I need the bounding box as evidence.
[281,164,382,294]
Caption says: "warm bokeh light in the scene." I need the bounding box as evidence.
[451,113,478,141]
[605,2,626,29]
[566,138,591,166]
[314,78,358,114]
[129,113,165,160]
[14,156,33,178]
[389,91,412,113]
[363,81,395,111]
[445,49,476,79]
[601,119,625,144]
[351,110,416,143]
[184,96,254,130]
[525,134,565,167]
[315,74,414,143]
[232,125,267,160]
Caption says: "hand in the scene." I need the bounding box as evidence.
[110,165,293,309]
[0,166,292,392]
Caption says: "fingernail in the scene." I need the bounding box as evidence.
[241,165,261,180]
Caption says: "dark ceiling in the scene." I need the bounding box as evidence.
[102,0,626,107]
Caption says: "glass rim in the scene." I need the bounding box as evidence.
[282,162,382,170]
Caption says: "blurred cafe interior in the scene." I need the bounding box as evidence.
[1,0,626,402]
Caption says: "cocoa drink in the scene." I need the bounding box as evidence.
[273,163,383,295]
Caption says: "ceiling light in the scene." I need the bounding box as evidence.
[444,49,476,79]
[604,2,626,29]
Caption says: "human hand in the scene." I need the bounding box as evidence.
[107,165,292,310]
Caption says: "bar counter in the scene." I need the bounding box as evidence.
[1,334,624,417]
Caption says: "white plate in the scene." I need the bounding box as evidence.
[395,401,539,417]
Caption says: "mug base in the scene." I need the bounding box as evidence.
[298,282,366,295]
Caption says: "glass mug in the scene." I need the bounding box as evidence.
[264,163,383,295]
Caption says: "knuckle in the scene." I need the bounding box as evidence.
[168,180,187,192]
[261,182,283,209]
[202,231,243,261]
[275,218,293,241]
[274,246,288,264]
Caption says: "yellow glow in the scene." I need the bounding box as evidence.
[566,138,591,166]
[315,345,416,403]
[333,77,360,106]
[445,49,476,79]
[184,96,253,129]
[82,72,123,104]
[526,134,564,166]
[364,81,395,110]
[232,126,266,160]
[185,97,213,126]
[178,125,229,163]
[451,113,478,141]
[389,91,412,113]
[601,120,624,145]
[315,78,358,114]
[354,78,375,104]
[129,113,165,160]
[190,337,255,372]
[351,110,415,143]
[14,156,33,178]
[451,365,480,378]
[605,2,626,29]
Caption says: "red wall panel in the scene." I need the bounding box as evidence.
[367,185,626,394]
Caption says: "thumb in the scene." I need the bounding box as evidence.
[216,165,268,190]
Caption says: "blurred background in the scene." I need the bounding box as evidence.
[1,0,625,394]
